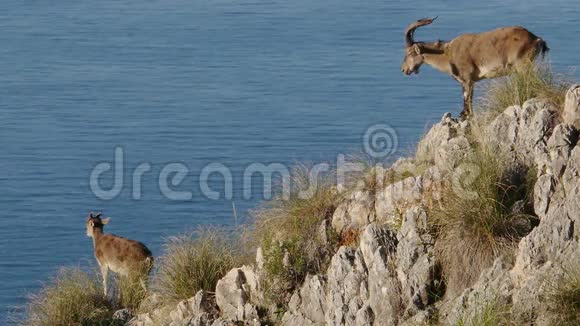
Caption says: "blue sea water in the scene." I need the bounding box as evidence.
[1,0,578,321]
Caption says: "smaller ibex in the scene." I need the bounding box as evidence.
[401,17,548,118]
[85,212,153,297]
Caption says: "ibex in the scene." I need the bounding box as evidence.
[401,17,548,118]
[85,212,153,297]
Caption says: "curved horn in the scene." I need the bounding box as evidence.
[405,16,437,47]
[94,213,102,219]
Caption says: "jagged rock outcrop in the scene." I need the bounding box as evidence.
[563,84,580,127]
[281,207,437,326]
[129,267,263,326]
[128,87,580,326]
[332,189,376,232]
[332,113,470,234]
[438,95,579,324]
[129,290,219,326]
[485,99,556,165]
[215,266,261,324]
[416,112,471,172]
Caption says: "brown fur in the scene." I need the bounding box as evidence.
[401,17,548,118]
[86,213,153,297]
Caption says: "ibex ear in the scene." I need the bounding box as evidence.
[412,44,422,55]
[101,218,110,225]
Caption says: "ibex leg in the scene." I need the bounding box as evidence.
[466,81,474,116]
[460,82,473,119]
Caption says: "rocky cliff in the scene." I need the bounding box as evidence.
[126,85,580,326]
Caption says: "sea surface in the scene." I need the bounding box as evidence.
[1,0,579,321]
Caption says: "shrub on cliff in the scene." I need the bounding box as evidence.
[430,144,537,296]
[478,63,569,119]
[22,267,114,326]
[149,229,239,307]
[114,270,149,311]
[253,165,341,305]
[547,264,580,325]
[456,296,512,326]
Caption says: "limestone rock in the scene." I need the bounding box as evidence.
[375,176,422,226]
[324,246,368,325]
[112,309,134,323]
[332,189,375,232]
[563,84,580,128]
[486,105,520,153]
[539,123,579,177]
[358,225,400,326]
[129,290,217,326]
[515,144,579,275]
[442,258,513,323]
[210,318,239,326]
[433,135,471,171]
[395,207,436,315]
[281,275,327,325]
[215,266,261,322]
[416,112,468,165]
[533,174,556,219]
[486,99,556,163]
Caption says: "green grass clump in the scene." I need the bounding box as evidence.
[456,298,512,326]
[430,144,537,296]
[546,264,580,325]
[22,267,114,326]
[478,63,569,118]
[253,166,342,305]
[150,228,239,307]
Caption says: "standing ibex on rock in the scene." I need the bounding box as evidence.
[86,212,153,297]
[401,17,548,118]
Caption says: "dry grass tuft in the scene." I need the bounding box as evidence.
[22,267,114,326]
[430,144,537,296]
[149,228,239,307]
[357,164,382,195]
[546,264,580,325]
[477,63,570,119]
[253,165,342,305]
[114,271,149,311]
[456,297,512,326]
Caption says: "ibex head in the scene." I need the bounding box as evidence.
[86,212,110,237]
[401,17,437,76]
